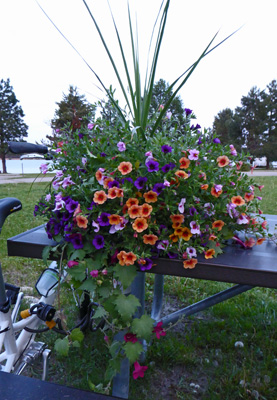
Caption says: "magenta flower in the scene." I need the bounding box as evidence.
[152,321,166,339]
[90,270,99,278]
[40,163,48,174]
[124,332,138,343]
[67,260,79,268]
[132,361,148,380]
[87,123,94,130]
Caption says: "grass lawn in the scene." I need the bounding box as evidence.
[0,177,276,399]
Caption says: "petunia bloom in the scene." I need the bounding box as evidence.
[117,141,126,152]
[124,333,138,343]
[143,234,159,245]
[109,214,122,225]
[212,220,225,231]
[93,191,107,204]
[205,249,216,259]
[92,235,105,249]
[179,157,190,169]
[170,214,185,224]
[244,192,254,202]
[128,205,142,219]
[76,214,88,229]
[175,170,189,179]
[161,145,172,154]
[231,196,245,206]
[134,177,148,190]
[141,203,153,217]
[146,159,159,172]
[143,191,158,203]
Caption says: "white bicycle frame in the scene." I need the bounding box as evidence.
[0,265,57,378]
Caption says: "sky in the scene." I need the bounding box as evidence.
[1,0,276,144]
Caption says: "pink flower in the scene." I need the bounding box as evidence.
[190,221,200,235]
[87,123,94,130]
[40,163,48,174]
[117,141,126,152]
[132,361,148,380]
[67,260,79,268]
[102,269,108,275]
[45,194,51,202]
[178,198,186,214]
[153,321,166,339]
[90,270,99,278]
[188,149,199,160]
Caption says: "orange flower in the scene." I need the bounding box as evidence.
[205,249,215,259]
[141,203,153,217]
[124,252,137,266]
[244,192,254,202]
[183,258,198,269]
[211,186,222,197]
[132,217,148,232]
[103,177,114,188]
[170,214,185,224]
[143,191,158,203]
[201,184,209,190]
[245,237,256,248]
[212,220,225,231]
[217,155,230,167]
[126,198,139,208]
[174,227,184,237]
[231,196,245,206]
[172,221,182,229]
[256,237,266,245]
[128,205,142,219]
[76,214,88,229]
[116,188,124,198]
[179,157,190,169]
[181,227,192,241]
[109,214,122,225]
[108,187,118,199]
[95,169,104,182]
[93,190,107,204]
[209,234,217,241]
[169,233,179,242]
[118,161,132,175]
[117,250,127,266]
[175,170,189,179]
[143,234,159,245]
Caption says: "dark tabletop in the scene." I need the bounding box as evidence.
[7,215,277,289]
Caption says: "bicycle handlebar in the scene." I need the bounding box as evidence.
[8,141,48,155]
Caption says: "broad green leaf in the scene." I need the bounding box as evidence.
[70,328,84,343]
[109,340,122,358]
[98,285,111,299]
[72,341,80,348]
[54,337,69,357]
[92,306,108,320]
[114,294,140,321]
[71,249,86,261]
[131,315,154,340]
[78,278,96,292]
[68,264,86,281]
[123,341,143,364]
[113,264,137,289]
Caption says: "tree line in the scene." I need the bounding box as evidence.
[212,80,277,168]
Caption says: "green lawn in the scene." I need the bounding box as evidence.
[0,178,276,399]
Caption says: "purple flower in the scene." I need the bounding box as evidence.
[167,252,178,259]
[117,141,126,152]
[87,123,94,130]
[213,138,221,144]
[161,145,172,154]
[134,177,148,190]
[162,164,171,173]
[108,180,120,188]
[97,212,111,226]
[146,159,159,172]
[188,149,199,161]
[197,137,202,145]
[195,124,201,129]
[92,235,105,249]
[189,207,198,216]
[184,108,192,115]
[152,183,165,195]
[138,258,153,271]
[100,152,107,157]
[40,163,48,174]
[87,201,96,210]
[79,133,84,139]
[69,233,83,249]
[65,199,79,213]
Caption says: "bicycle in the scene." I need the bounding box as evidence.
[0,142,102,381]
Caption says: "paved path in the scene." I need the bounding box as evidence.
[0,174,53,185]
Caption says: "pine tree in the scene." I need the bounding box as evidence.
[0,79,28,173]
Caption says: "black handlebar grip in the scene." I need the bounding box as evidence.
[8,142,48,155]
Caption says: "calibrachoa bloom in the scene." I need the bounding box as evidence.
[132,362,148,380]
[118,161,132,175]
[92,235,105,249]
[183,258,198,269]
[205,249,216,259]
[143,234,159,245]
[93,190,107,204]
[153,321,166,339]
[231,195,245,206]
[212,220,225,231]
[179,157,190,169]
[143,191,158,203]
[132,218,148,232]
[217,155,230,167]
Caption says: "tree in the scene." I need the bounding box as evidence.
[149,79,186,125]
[212,108,241,146]
[49,86,96,142]
[0,79,28,173]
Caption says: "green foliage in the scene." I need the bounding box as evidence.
[55,337,69,356]
[131,315,154,340]
[0,78,28,173]
[123,342,144,363]
[114,294,141,322]
[113,264,138,289]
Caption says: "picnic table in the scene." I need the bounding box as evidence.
[7,214,277,399]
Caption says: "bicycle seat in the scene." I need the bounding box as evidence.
[0,198,22,233]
